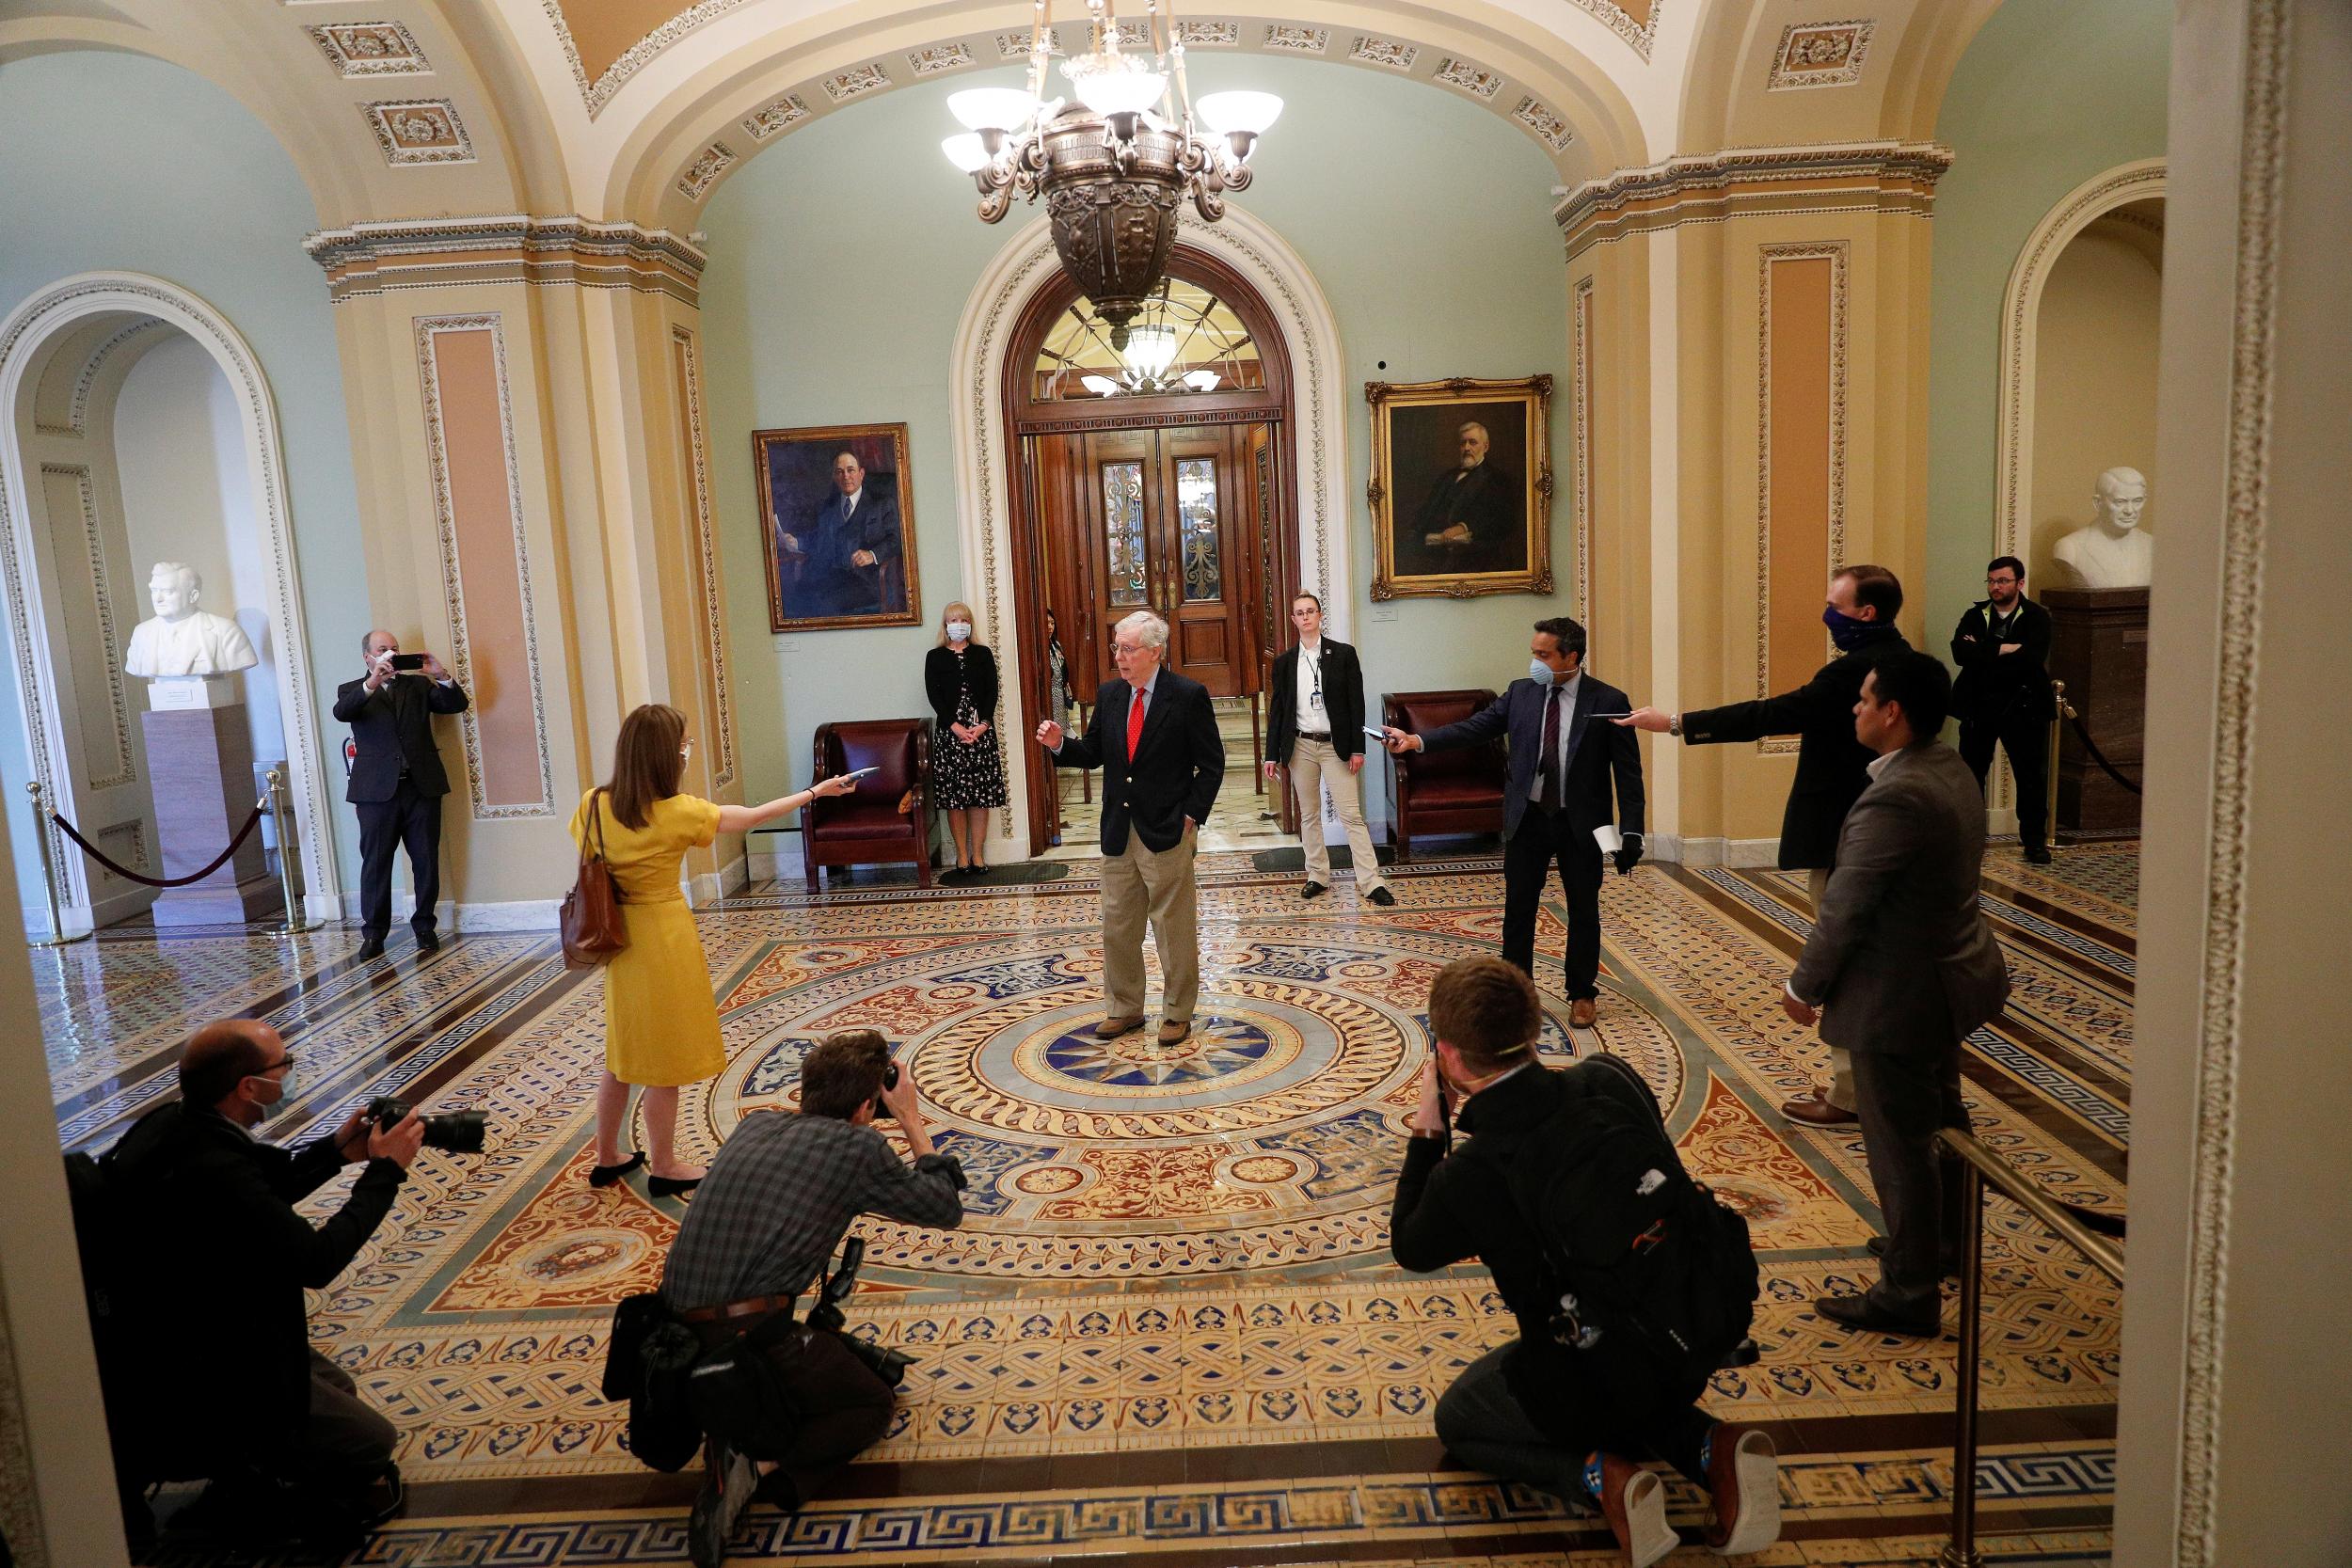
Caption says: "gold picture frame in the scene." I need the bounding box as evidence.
[755,421,924,632]
[1367,374,1554,600]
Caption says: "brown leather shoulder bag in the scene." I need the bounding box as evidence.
[561,788,627,968]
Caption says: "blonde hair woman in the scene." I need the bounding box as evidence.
[924,600,1009,880]
[573,704,855,1196]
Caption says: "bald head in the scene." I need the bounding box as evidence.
[179,1019,281,1109]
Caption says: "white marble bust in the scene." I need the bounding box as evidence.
[2051,467,2154,590]
[123,562,258,678]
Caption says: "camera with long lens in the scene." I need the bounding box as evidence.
[366,1095,487,1155]
[869,1057,900,1121]
[803,1236,914,1388]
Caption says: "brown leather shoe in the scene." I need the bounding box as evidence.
[1702,1425,1780,1554]
[1093,1015,1144,1038]
[1780,1088,1859,1127]
[1156,1019,1191,1045]
[1569,998,1598,1029]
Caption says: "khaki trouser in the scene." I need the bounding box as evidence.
[1287,736,1388,893]
[1102,828,1200,1022]
[1808,865,1858,1112]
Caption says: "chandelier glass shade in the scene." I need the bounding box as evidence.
[943,0,1279,342]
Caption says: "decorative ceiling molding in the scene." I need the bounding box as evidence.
[1347,36,1417,71]
[1176,21,1239,46]
[304,215,707,305]
[360,100,474,165]
[1572,0,1659,61]
[309,22,431,77]
[1768,20,1874,91]
[906,42,975,76]
[741,93,810,141]
[675,141,736,199]
[995,28,1063,58]
[1553,141,1954,261]
[541,0,755,118]
[1433,56,1504,100]
[821,62,889,101]
[1512,96,1572,151]
[1262,24,1328,53]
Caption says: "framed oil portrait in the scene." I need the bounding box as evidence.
[755,422,923,631]
[1367,375,1553,599]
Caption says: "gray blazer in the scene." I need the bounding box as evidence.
[1788,742,2010,1053]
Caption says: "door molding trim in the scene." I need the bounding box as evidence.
[0,273,342,921]
[949,208,1349,858]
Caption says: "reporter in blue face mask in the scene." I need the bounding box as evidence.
[97,1019,426,1547]
[1613,564,1912,1129]
[1382,617,1645,1031]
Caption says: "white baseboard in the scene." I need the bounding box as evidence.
[749,838,805,881]
[1986,806,2019,836]
[452,897,560,931]
[685,853,750,907]
[1651,835,1780,868]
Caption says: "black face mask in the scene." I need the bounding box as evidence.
[1821,606,1877,652]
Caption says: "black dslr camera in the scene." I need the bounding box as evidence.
[869,1056,900,1122]
[804,1236,914,1388]
[366,1095,487,1155]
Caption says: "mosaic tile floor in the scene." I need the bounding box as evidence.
[43,839,2138,1566]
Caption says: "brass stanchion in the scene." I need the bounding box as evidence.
[2045,679,2072,850]
[24,780,91,947]
[264,768,320,937]
[1940,1160,1988,1568]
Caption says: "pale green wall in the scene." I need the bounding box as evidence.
[0,52,373,911]
[1924,0,2169,654]
[702,55,1573,836]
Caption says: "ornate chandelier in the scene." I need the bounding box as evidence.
[941,0,1281,346]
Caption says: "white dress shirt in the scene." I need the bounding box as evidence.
[1295,639,1327,736]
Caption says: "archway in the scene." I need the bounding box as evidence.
[0,274,340,927]
[948,206,1349,863]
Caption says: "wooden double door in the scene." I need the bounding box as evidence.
[1034,423,1269,700]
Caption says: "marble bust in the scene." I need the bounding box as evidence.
[123,562,258,678]
[2051,467,2154,590]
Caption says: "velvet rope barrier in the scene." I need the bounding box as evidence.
[49,802,266,888]
[2065,710,2144,796]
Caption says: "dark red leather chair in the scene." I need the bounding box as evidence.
[1381,689,1505,863]
[805,720,930,890]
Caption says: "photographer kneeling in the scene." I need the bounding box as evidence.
[1391,958,1779,1567]
[661,1029,966,1565]
[105,1019,424,1546]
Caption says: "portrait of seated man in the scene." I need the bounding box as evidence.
[1393,411,1525,578]
[771,446,908,623]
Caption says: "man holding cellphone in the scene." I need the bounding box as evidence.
[335,629,469,960]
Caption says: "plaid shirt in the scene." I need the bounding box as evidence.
[660,1110,965,1310]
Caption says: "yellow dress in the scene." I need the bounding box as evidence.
[568,789,726,1087]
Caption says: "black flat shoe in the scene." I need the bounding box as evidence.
[589,1151,644,1188]
[1814,1292,1942,1337]
[649,1175,703,1198]
[1301,881,1328,900]
[1367,886,1396,907]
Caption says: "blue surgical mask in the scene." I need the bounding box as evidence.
[946,621,972,642]
[1530,656,1556,685]
[1821,605,1875,652]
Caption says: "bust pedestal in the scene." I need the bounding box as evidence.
[140,703,283,925]
[2042,587,2149,837]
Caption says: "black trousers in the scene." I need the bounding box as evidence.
[1851,1041,1970,1321]
[1959,704,2049,849]
[691,1320,895,1504]
[1502,805,1604,1001]
[1435,1341,1713,1505]
[356,778,443,942]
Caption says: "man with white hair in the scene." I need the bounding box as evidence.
[1035,610,1224,1045]
[1404,420,1520,576]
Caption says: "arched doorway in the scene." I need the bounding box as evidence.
[1002,247,1301,856]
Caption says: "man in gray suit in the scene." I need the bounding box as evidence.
[1782,652,2009,1336]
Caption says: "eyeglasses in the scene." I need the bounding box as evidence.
[255,1051,296,1074]
[679,739,696,760]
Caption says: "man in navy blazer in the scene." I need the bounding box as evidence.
[782,451,900,618]
[1036,610,1224,1046]
[334,629,468,961]
[1385,616,1643,1030]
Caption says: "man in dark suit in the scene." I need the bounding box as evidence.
[1264,592,1392,905]
[335,629,468,959]
[1035,610,1224,1045]
[1615,564,1910,1125]
[1401,420,1521,577]
[1951,555,2055,863]
[1784,653,2010,1335]
[104,1019,422,1544]
[782,451,900,618]
[1384,616,1644,1031]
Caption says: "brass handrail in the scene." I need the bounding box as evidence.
[1935,1126,2125,1568]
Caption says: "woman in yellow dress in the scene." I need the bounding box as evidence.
[571,704,855,1196]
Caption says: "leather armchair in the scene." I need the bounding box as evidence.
[1381,689,1505,863]
[805,719,930,890]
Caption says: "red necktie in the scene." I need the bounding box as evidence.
[1126,687,1146,761]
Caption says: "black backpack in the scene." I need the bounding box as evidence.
[1501,1062,1760,1392]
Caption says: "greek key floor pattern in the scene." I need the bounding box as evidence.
[44,842,2135,1565]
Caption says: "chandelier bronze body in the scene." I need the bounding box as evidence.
[945,0,1278,344]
